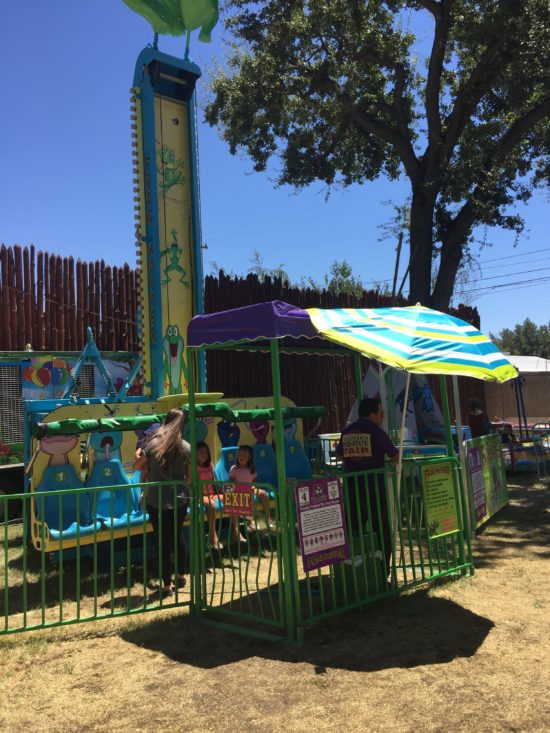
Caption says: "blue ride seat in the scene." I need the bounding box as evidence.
[284,440,313,480]
[87,459,146,529]
[129,470,150,522]
[214,446,238,483]
[34,465,101,541]
[253,443,278,497]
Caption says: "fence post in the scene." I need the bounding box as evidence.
[187,352,200,618]
[270,339,298,642]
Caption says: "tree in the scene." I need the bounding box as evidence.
[491,319,550,359]
[324,260,365,296]
[247,249,290,283]
[205,0,550,310]
[298,259,366,295]
[209,250,290,282]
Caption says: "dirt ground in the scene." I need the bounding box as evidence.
[1,474,549,733]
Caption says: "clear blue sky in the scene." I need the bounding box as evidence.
[1,1,548,338]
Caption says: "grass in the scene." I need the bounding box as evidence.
[1,474,549,732]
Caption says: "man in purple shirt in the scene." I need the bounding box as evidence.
[337,397,398,576]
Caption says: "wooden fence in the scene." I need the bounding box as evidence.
[0,243,484,430]
[0,244,139,352]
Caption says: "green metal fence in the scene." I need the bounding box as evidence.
[195,479,288,639]
[1,458,473,640]
[284,459,472,640]
[1,482,191,636]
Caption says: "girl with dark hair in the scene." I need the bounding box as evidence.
[230,444,273,533]
[142,408,190,596]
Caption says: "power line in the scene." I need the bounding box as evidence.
[481,256,550,272]
[468,265,550,284]
[477,246,550,264]
[456,274,550,295]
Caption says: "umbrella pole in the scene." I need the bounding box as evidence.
[396,371,411,490]
[393,371,410,580]
[379,362,389,433]
[452,375,473,541]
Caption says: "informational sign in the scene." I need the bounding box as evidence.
[465,434,508,528]
[402,445,447,459]
[420,459,459,539]
[295,476,350,573]
[222,483,254,517]
[467,446,487,523]
[342,432,372,459]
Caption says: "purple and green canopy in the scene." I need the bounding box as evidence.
[188,300,518,383]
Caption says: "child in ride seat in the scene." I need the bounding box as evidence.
[197,441,241,548]
[229,445,274,533]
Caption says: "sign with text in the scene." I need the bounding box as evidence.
[295,476,350,573]
[420,459,459,539]
[222,483,254,517]
[467,446,487,523]
[465,434,508,528]
[342,432,372,459]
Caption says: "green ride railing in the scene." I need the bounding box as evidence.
[288,458,473,634]
[1,457,473,639]
[0,481,191,636]
[196,479,287,636]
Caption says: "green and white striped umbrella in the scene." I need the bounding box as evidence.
[307,304,517,383]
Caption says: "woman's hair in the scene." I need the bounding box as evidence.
[238,444,255,473]
[144,408,186,474]
[196,441,211,467]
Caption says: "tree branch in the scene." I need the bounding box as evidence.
[304,68,421,181]
[425,2,449,146]
[415,0,440,14]
[433,95,550,303]
[342,94,422,181]
[442,36,511,165]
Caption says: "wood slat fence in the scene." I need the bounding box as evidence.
[0,244,139,352]
[0,243,484,430]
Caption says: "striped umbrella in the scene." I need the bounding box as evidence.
[307,304,517,383]
[308,304,516,542]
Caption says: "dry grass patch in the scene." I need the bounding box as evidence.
[1,474,549,732]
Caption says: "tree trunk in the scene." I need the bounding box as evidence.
[431,243,463,311]
[431,201,475,310]
[407,191,436,306]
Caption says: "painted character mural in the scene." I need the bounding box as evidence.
[39,435,79,466]
[89,431,123,463]
[160,228,190,286]
[157,143,185,197]
[163,324,188,394]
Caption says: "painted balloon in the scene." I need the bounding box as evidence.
[22,366,34,383]
[36,367,51,386]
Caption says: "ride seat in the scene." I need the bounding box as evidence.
[87,459,147,529]
[34,464,101,541]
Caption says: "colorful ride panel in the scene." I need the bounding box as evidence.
[131,47,204,399]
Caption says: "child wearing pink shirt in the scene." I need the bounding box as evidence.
[229,445,273,532]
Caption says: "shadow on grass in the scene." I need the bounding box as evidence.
[1,525,276,620]
[120,589,494,672]
[472,478,550,570]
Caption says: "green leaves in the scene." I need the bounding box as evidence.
[206,1,550,308]
[492,319,550,359]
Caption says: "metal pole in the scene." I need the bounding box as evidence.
[353,351,363,402]
[438,375,455,457]
[452,375,473,543]
[270,339,297,642]
[187,350,200,617]
[391,230,404,304]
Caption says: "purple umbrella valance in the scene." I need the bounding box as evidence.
[187,300,322,348]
